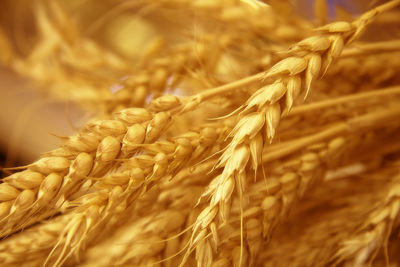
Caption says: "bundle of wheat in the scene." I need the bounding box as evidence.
[1,0,400,266]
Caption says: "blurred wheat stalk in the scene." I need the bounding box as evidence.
[1,0,400,266]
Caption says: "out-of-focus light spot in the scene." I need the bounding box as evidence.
[145,93,153,104]
[165,76,186,97]
[325,163,365,180]
[172,87,184,97]
[166,76,174,92]
[110,83,124,94]
[240,0,269,10]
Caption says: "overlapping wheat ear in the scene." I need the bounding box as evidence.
[2,92,399,265]
[3,118,397,267]
[0,94,228,237]
[0,88,396,264]
[0,2,314,236]
[63,110,400,266]
[39,2,400,262]
[68,125,400,266]
[182,109,400,265]
[181,0,400,264]
[40,124,228,266]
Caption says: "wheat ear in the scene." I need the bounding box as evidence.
[42,121,227,266]
[0,107,172,236]
[182,2,400,263]
[332,175,400,266]
[0,213,72,266]
[206,126,400,267]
